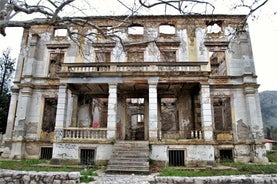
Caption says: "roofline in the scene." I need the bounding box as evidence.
[33,14,247,22]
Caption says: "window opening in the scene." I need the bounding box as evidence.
[213,97,232,131]
[209,51,226,76]
[54,28,67,37]
[49,52,64,78]
[169,150,185,166]
[159,24,176,35]
[219,149,233,162]
[96,51,111,62]
[206,21,222,34]
[128,25,144,35]
[40,147,53,160]
[42,98,57,133]
[80,149,95,165]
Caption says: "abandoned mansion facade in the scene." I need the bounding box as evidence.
[3,15,268,168]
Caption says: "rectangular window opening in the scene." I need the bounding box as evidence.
[40,147,53,160]
[80,149,95,165]
[96,52,111,62]
[219,149,233,162]
[42,98,57,133]
[169,150,185,166]
[213,96,232,131]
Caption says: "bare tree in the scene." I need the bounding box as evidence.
[0,0,275,39]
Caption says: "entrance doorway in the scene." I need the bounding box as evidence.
[126,98,145,140]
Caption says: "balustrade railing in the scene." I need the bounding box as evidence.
[61,61,208,74]
[161,130,203,139]
[63,128,107,139]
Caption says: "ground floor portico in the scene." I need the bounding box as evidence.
[52,76,213,142]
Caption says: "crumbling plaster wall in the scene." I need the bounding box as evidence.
[52,143,113,163]
[150,145,214,166]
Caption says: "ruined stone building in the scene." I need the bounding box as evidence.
[3,15,268,171]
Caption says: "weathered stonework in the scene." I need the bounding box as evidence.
[0,170,80,184]
[3,15,267,166]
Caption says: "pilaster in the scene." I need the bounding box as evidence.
[54,84,68,140]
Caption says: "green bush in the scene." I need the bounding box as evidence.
[267,152,277,162]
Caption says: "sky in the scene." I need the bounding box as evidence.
[0,0,276,92]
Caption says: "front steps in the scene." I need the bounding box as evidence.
[106,141,150,174]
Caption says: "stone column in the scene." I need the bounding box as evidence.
[148,82,158,141]
[244,86,268,163]
[107,83,117,139]
[22,34,39,78]
[200,84,213,141]
[54,84,68,140]
[4,89,19,140]
[10,85,33,159]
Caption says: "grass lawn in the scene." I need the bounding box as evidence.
[159,152,277,177]
[1,152,277,179]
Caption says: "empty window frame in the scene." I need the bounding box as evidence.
[42,98,57,133]
[213,97,232,131]
[95,51,111,62]
[206,21,222,34]
[168,150,185,166]
[40,147,53,160]
[128,24,144,35]
[80,149,95,165]
[54,28,67,37]
[159,24,176,35]
[209,51,226,76]
[49,52,64,78]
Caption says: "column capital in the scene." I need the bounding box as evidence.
[148,77,159,86]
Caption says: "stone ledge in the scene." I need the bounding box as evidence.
[154,174,277,184]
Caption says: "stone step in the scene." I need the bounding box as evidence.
[108,161,149,166]
[112,151,149,156]
[109,157,148,162]
[106,141,150,173]
[106,165,150,173]
[112,147,149,151]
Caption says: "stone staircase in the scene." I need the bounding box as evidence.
[106,141,150,174]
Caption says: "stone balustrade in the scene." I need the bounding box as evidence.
[61,61,208,74]
[161,130,203,139]
[63,128,107,139]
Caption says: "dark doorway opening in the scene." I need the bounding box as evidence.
[219,149,233,162]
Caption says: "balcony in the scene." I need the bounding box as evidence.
[59,61,209,77]
[63,128,107,140]
[161,130,203,140]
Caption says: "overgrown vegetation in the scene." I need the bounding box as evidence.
[267,151,277,162]
[0,159,79,172]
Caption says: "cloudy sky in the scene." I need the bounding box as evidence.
[0,0,276,92]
